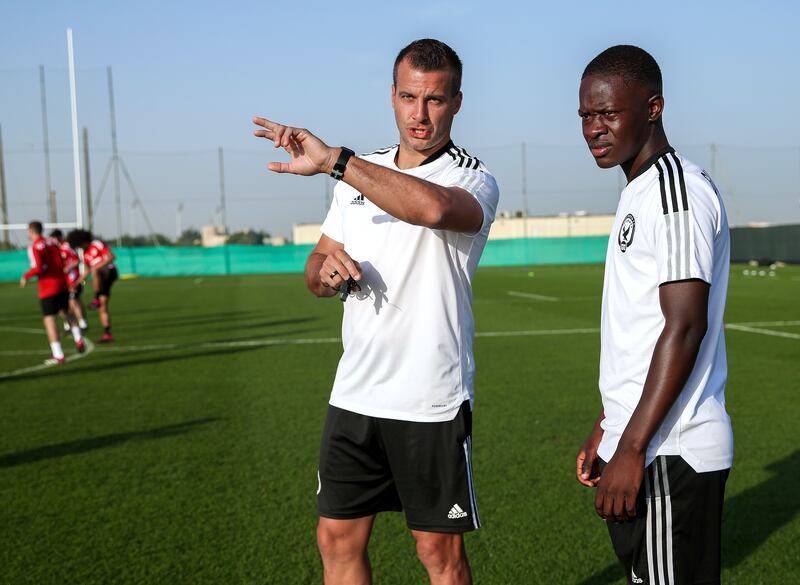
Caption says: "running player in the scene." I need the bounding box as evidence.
[20,221,86,365]
[254,39,499,585]
[67,229,118,343]
[575,46,732,585]
[50,229,88,331]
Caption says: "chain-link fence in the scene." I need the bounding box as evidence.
[2,66,799,249]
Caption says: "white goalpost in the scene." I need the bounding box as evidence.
[0,28,84,247]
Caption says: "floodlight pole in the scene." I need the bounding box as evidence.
[0,124,9,247]
[39,65,56,224]
[521,142,529,238]
[176,202,183,239]
[83,127,93,230]
[710,142,717,177]
[67,28,84,229]
[218,146,227,232]
[108,66,123,247]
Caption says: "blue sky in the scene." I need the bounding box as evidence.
[2,0,799,240]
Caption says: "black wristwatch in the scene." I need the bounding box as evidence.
[330,147,355,180]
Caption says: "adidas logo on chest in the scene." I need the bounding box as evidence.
[350,194,365,206]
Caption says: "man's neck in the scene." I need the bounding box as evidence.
[622,132,671,182]
[395,137,452,170]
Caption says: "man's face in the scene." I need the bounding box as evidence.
[391,58,462,158]
[27,228,37,242]
[578,74,654,169]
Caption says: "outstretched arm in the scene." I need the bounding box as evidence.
[253,117,484,233]
[594,279,709,522]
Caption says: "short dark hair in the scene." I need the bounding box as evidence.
[50,229,63,239]
[582,45,662,95]
[393,39,463,96]
[28,221,43,235]
[66,229,93,249]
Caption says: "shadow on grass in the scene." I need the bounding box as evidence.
[0,417,220,468]
[577,562,624,585]
[118,310,261,330]
[205,316,319,333]
[10,344,265,382]
[576,450,800,584]
[723,449,800,568]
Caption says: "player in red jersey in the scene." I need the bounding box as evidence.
[67,229,118,343]
[50,229,89,331]
[20,221,86,365]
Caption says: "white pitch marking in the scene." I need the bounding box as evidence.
[2,320,798,366]
[507,291,559,302]
[727,320,800,327]
[725,324,800,340]
[0,338,95,380]
[476,328,599,337]
[0,325,47,334]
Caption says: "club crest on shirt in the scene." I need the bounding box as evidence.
[618,214,635,252]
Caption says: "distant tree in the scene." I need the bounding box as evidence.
[175,228,201,247]
[226,229,271,245]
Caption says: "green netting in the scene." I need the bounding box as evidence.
[730,224,800,264]
[0,237,609,282]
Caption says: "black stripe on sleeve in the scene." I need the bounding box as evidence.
[669,152,689,211]
[654,160,669,215]
[663,155,680,213]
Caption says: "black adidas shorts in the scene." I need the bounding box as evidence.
[96,266,118,297]
[317,401,480,533]
[601,455,729,585]
[40,292,69,316]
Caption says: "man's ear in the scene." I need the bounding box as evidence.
[453,91,463,115]
[648,94,664,123]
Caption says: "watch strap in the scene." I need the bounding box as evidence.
[330,147,355,180]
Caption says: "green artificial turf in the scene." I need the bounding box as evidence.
[0,264,797,584]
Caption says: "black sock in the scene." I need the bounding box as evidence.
[104,326,111,335]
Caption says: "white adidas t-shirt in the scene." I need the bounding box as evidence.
[320,142,499,422]
[598,149,733,473]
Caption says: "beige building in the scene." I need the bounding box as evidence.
[201,225,228,247]
[293,213,615,245]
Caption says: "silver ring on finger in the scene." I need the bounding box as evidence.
[329,270,339,279]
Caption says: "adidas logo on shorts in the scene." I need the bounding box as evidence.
[448,504,468,519]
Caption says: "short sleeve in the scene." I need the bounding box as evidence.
[320,182,345,244]
[443,167,500,236]
[652,159,719,285]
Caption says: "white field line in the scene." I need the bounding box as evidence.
[729,320,800,327]
[725,324,800,340]
[477,328,598,337]
[0,325,47,334]
[507,291,559,302]
[2,320,798,376]
[0,338,95,380]
[89,337,344,353]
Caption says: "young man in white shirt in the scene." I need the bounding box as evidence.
[254,39,499,585]
[575,45,732,585]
